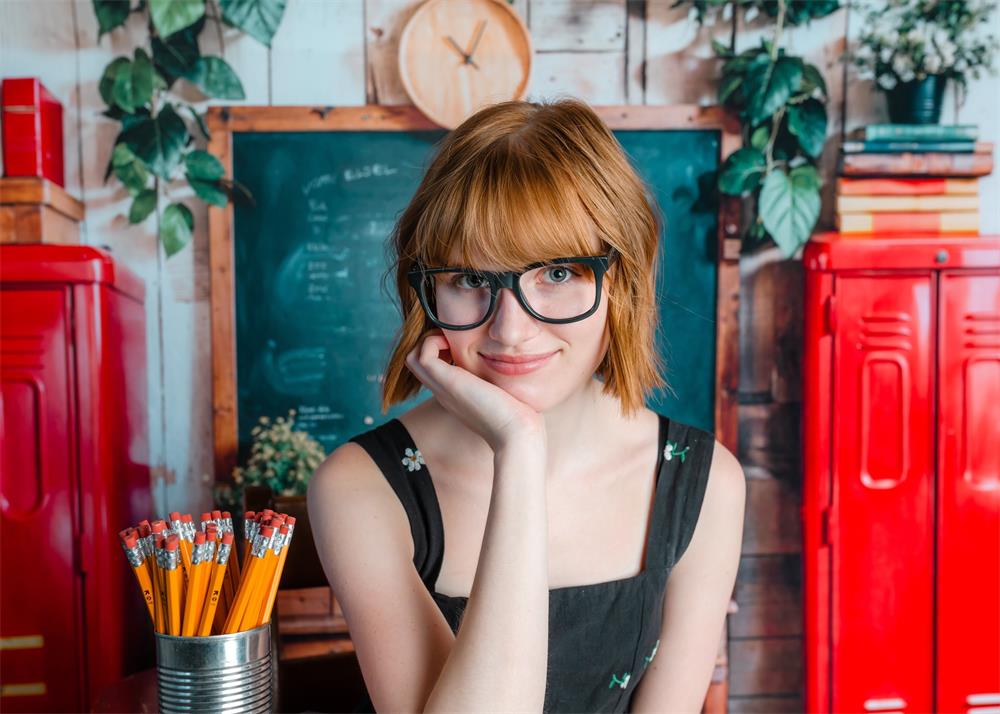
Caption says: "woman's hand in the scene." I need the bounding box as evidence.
[405,330,546,452]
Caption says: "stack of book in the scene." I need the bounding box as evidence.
[836,123,994,236]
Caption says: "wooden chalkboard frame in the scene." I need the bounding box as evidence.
[206,104,742,480]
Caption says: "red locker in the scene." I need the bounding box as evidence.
[0,244,153,712]
[803,233,1000,714]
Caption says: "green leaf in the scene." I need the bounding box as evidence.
[184,104,210,140]
[160,202,194,256]
[129,189,157,223]
[151,21,202,86]
[758,166,821,257]
[801,62,828,98]
[189,177,229,207]
[718,72,744,105]
[112,60,136,113]
[711,37,733,58]
[99,57,131,107]
[131,48,155,108]
[185,149,224,180]
[787,98,827,158]
[748,57,803,125]
[186,56,245,99]
[94,0,130,36]
[121,103,188,179]
[149,0,204,38]
[112,143,151,194]
[220,0,288,47]
[719,147,767,195]
[750,125,770,150]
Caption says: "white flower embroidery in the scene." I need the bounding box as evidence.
[663,441,690,463]
[401,447,425,472]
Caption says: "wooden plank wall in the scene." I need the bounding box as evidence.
[3,1,999,707]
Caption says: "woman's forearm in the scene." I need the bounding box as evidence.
[422,436,550,713]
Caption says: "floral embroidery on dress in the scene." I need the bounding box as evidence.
[401,447,425,472]
[663,440,690,463]
[608,671,631,689]
[642,639,660,668]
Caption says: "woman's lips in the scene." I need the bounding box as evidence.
[480,350,558,375]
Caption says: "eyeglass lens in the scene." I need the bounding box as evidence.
[420,262,599,327]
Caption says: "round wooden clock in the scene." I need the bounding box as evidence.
[398,0,533,129]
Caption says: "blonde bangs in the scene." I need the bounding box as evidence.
[412,144,604,271]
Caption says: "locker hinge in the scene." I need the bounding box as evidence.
[824,295,837,335]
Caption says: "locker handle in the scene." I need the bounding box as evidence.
[864,697,906,711]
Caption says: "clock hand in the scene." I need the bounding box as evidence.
[466,20,487,60]
[445,35,470,62]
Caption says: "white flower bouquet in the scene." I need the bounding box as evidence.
[850,0,999,93]
[232,409,327,497]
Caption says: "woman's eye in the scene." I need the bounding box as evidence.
[543,266,577,283]
[454,273,487,289]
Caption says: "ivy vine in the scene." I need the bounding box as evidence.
[93,0,287,256]
[673,0,840,256]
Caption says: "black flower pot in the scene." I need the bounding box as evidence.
[885,74,947,124]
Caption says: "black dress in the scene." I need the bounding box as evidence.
[346,411,715,713]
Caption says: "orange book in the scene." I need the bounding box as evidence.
[836,211,979,235]
[837,177,979,195]
[837,194,979,213]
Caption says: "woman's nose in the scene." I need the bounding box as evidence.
[487,287,539,343]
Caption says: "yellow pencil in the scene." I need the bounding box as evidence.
[119,529,155,623]
[198,532,234,636]
[222,525,272,634]
[241,525,280,631]
[181,532,210,636]
[258,519,294,627]
[164,534,182,636]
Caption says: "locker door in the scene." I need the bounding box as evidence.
[0,287,83,712]
[937,271,1000,714]
[831,274,935,714]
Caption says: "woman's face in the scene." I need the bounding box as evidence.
[440,247,612,413]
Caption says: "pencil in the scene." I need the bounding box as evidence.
[181,532,210,636]
[198,532,233,636]
[164,534,182,636]
[258,519,294,627]
[241,521,281,631]
[222,525,272,634]
[119,528,155,623]
[150,522,169,633]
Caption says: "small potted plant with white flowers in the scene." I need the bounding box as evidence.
[232,409,327,503]
[849,0,999,123]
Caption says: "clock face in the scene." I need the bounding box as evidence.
[399,0,533,129]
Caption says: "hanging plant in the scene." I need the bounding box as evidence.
[673,0,840,256]
[93,0,287,257]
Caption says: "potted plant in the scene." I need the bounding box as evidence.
[230,409,327,504]
[849,0,999,124]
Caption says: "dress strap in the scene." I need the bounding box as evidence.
[347,419,444,586]
[644,417,716,571]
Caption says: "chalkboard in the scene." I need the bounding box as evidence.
[208,106,741,473]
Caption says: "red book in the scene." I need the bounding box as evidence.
[837,177,979,195]
[839,150,994,177]
[836,211,979,235]
[1,78,65,186]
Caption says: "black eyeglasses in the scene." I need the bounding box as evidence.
[407,250,617,330]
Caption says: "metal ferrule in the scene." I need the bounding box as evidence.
[141,534,155,559]
[124,544,144,568]
[164,547,179,571]
[215,540,232,566]
[169,518,184,538]
[251,533,269,560]
[244,518,257,543]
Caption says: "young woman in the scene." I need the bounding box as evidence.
[308,98,746,713]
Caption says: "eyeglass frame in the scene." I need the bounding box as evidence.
[406,249,618,331]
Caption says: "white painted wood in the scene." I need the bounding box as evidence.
[529,0,626,52]
[366,0,424,105]
[624,0,646,104]
[527,49,625,104]
[644,0,722,105]
[0,0,84,198]
[270,0,365,105]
